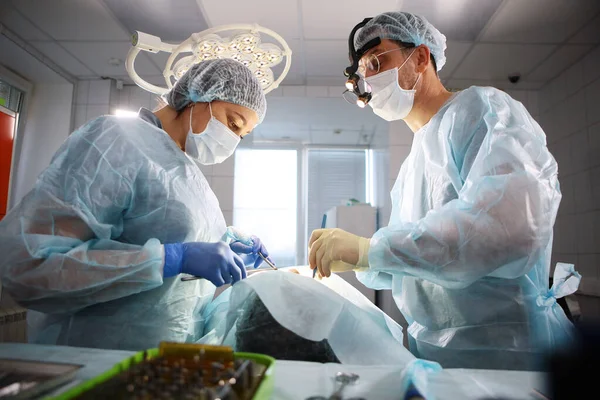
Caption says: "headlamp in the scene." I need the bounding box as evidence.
[342,18,380,107]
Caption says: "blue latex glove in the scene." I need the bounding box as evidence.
[223,227,275,269]
[230,235,275,269]
[163,242,247,286]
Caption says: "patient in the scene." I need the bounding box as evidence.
[199,267,413,366]
[236,291,340,363]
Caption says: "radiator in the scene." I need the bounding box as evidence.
[0,284,27,343]
[0,306,27,343]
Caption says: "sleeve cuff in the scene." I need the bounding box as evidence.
[163,243,184,278]
[356,236,371,270]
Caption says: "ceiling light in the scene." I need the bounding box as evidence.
[126,24,292,96]
[114,109,138,118]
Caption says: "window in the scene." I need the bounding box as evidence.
[0,80,23,113]
[234,149,298,266]
[306,149,367,235]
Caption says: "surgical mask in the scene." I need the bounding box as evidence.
[186,103,240,165]
[365,49,421,122]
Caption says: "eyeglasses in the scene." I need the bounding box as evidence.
[358,47,405,77]
[342,47,407,108]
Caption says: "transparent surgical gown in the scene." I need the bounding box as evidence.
[357,87,580,370]
[0,112,226,350]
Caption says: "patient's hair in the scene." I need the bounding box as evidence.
[235,292,340,363]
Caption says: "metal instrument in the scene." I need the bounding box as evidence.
[305,372,364,400]
[180,251,276,282]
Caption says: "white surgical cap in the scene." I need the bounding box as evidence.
[355,11,447,72]
[165,58,267,123]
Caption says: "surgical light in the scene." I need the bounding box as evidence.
[126,24,292,96]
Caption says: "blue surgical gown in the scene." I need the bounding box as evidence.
[0,109,226,350]
[358,86,579,370]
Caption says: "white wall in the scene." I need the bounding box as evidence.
[11,83,73,204]
[73,79,111,128]
[537,45,600,316]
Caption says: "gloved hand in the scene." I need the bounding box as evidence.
[308,228,371,278]
[163,242,247,286]
[223,227,275,269]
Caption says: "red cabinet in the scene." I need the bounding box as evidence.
[0,107,16,220]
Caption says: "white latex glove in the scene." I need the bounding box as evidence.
[308,228,371,278]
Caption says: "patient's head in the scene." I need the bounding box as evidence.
[234,292,340,363]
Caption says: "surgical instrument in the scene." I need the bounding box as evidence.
[305,372,363,400]
[313,214,328,279]
[180,251,276,282]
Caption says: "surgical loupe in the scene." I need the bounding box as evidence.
[343,18,381,108]
[126,24,292,95]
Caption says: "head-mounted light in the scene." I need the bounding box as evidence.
[343,18,380,107]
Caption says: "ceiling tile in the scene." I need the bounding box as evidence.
[199,0,300,40]
[310,129,361,145]
[302,0,398,40]
[29,41,95,76]
[103,0,208,42]
[113,75,169,87]
[439,41,472,78]
[306,77,347,87]
[11,0,130,41]
[60,41,160,77]
[304,40,348,77]
[569,13,600,44]
[0,36,67,84]
[273,39,304,85]
[258,127,311,142]
[527,45,593,82]
[0,1,51,40]
[453,43,556,80]
[481,0,600,43]
[399,0,503,41]
[280,75,306,86]
[144,51,171,75]
[143,75,168,86]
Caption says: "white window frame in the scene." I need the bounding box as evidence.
[235,142,372,266]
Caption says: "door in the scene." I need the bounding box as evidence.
[0,106,16,220]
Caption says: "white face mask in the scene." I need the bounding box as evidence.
[186,103,240,165]
[365,49,421,122]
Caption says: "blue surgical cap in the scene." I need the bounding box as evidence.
[165,58,267,123]
[355,12,447,72]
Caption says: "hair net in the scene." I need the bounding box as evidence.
[355,11,447,71]
[165,58,267,123]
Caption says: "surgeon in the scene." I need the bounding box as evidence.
[308,12,579,370]
[0,58,273,350]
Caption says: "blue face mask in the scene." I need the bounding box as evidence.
[186,103,240,165]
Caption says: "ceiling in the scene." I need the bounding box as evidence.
[247,96,388,146]
[1,0,599,144]
[2,0,600,88]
